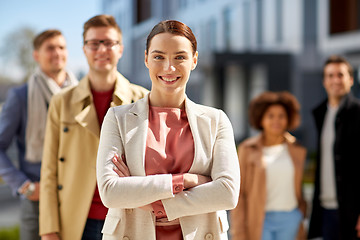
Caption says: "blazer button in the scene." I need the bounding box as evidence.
[205,233,213,240]
[63,127,69,132]
[58,185,63,190]
[157,211,163,216]
[59,157,65,162]
[123,237,130,240]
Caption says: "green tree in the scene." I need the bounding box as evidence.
[1,26,37,83]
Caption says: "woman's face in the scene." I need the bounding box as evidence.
[261,104,288,137]
[145,32,198,97]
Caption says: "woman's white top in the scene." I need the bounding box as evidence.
[263,143,298,211]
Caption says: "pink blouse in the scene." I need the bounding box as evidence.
[145,105,194,239]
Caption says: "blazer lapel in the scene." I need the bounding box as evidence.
[184,98,210,173]
[124,96,149,176]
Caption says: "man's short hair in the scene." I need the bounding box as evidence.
[33,29,63,50]
[324,55,354,77]
[83,15,122,43]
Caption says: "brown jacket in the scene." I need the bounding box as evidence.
[230,133,307,240]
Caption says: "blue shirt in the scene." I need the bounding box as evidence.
[0,84,41,195]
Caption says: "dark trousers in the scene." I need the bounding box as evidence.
[81,218,105,240]
[322,208,340,240]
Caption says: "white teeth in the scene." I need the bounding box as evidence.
[161,77,178,82]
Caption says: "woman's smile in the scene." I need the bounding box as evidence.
[159,75,181,84]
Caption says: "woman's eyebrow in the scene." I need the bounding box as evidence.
[150,50,189,54]
[150,50,165,54]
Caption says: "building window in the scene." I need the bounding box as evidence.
[256,0,263,46]
[275,0,283,42]
[223,7,232,51]
[136,0,151,23]
[329,0,360,34]
[208,18,217,50]
[243,1,251,48]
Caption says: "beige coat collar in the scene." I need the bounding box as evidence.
[72,72,134,138]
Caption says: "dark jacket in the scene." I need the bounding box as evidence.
[0,84,42,195]
[308,93,360,240]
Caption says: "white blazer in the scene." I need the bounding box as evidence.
[96,95,240,240]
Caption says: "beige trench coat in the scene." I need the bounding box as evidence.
[230,133,307,240]
[39,73,148,240]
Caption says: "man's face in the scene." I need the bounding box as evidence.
[33,35,68,75]
[323,63,354,99]
[83,27,123,73]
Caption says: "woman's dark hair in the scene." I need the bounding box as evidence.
[248,91,300,131]
[146,20,197,55]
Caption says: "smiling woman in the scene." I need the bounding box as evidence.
[145,32,198,108]
[231,91,307,240]
[96,20,240,240]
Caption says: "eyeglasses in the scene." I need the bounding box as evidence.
[84,39,120,50]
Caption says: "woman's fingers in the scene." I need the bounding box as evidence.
[198,175,212,185]
[113,166,126,177]
[112,154,130,177]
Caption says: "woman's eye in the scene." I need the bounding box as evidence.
[154,55,164,60]
[176,56,185,60]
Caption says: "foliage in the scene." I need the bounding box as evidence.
[0,26,37,83]
[0,225,19,240]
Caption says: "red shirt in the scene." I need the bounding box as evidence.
[88,88,113,220]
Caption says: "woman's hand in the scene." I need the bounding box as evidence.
[112,154,130,177]
[183,173,212,189]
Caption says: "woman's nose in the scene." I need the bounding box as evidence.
[164,60,176,71]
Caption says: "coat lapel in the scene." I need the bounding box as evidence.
[111,72,137,106]
[71,73,136,139]
[72,76,100,138]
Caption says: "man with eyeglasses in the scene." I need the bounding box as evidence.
[39,15,148,240]
[0,29,77,240]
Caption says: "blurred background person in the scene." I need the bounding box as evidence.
[0,29,77,240]
[39,15,147,240]
[96,20,240,240]
[231,91,307,240]
[308,55,360,240]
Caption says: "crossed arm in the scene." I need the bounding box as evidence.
[97,108,240,221]
[112,153,211,190]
